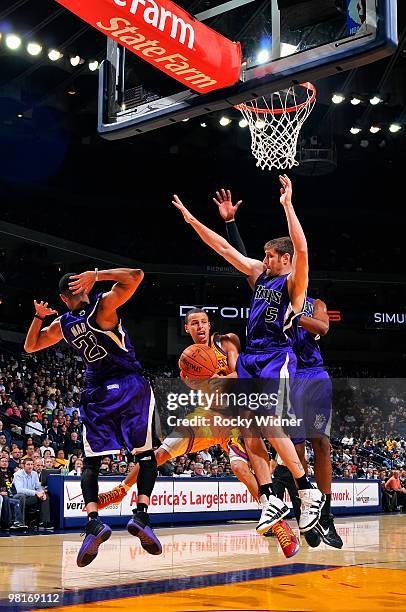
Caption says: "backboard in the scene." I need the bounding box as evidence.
[98,0,397,139]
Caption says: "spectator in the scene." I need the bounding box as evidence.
[191,463,205,477]
[69,458,83,476]
[44,456,54,470]
[9,448,22,472]
[118,462,128,477]
[385,470,406,509]
[64,432,82,456]
[40,438,55,458]
[0,456,27,530]
[24,414,43,442]
[12,458,53,529]
[0,420,11,447]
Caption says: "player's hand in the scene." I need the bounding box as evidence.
[34,300,58,318]
[172,195,194,224]
[279,174,293,208]
[213,189,242,221]
[68,271,97,296]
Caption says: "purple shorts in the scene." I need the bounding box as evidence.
[80,373,155,457]
[236,349,297,415]
[290,368,332,444]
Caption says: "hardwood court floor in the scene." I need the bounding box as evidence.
[1,514,405,611]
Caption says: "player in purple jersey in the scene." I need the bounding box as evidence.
[290,298,343,549]
[172,175,325,535]
[24,268,162,566]
[214,192,342,549]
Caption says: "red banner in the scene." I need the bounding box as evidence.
[54,0,242,93]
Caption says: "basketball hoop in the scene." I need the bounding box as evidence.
[235,82,316,171]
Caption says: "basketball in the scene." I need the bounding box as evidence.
[179,344,218,379]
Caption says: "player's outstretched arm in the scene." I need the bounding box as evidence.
[24,301,62,353]
[213,189,248,257]
[279,175,308,310]
[300,299,329,336]
[172,195,263,281]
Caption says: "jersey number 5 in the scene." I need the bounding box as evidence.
[72,331,108,363]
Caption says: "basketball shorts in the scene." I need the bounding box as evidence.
[81,373,154,457]
[290,368,332,444]
[236,349,297,416]
[226,437,249,464]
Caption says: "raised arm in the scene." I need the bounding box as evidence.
[279,175,308,311]
[24,301,63,353]
[172,195,263,282]
[300,299,329,337]
[212,189,248,257]
[68,268,144,326]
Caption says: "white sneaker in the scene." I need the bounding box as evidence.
[256,494,290,535]
[298,489,326,533]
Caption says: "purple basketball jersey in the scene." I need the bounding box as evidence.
[246,272,300,353]
[292,297,324,371]
[60,292,142,385]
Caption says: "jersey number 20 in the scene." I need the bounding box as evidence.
[72,331,107,363]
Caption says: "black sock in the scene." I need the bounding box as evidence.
[135,502,148,514]
[88,511,98,520]
[295,475,312,490]
[259,483,274,499]
[321,493,331,521]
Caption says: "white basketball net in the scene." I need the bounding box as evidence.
[235,82,316,171]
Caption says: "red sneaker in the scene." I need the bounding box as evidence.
[271,519,300,558]
[85,484,129,512]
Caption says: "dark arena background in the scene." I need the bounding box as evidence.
[0,1,405,611]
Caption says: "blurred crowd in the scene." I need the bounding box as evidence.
[1,346,405,530]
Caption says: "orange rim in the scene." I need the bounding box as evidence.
[235,82,316,116]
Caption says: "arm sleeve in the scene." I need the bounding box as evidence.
[225,220,248,257]
[12,472,36,496]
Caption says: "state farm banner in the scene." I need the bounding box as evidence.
[54,0,242,92]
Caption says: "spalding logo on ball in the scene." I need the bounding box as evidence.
[179,344,218,379]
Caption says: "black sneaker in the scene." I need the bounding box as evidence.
[77,519,112,567]
[304,527,321,548]
[11,521,28,530]
[316,515,343,549]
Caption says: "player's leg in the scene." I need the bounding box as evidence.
[97,447,172,510]
[77,454,112,567]
[121,377,162,555]
[259,354,325,533]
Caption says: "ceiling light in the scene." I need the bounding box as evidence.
[219,116,231,126]
[67,86,76,95]
[17,114,23,118]
[369,95,382,106]
[389,123,402,133]
[332,93,345,104]
[27,42,42,56]
[256,49,270,64]
[182,118,189,122]
[255,119,265,129]
[350,96,361,106]
[200,122,207,127]
[6,34,21,50]
[48,49,63,61]
[350,127,361,135]
[370,125,381,134]
[70,55,82,67]
[239,118,248,128]
[88,60,99,71]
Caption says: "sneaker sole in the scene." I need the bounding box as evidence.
[127,521,162,555]
[76,525,112,567]
[256,506,290,535]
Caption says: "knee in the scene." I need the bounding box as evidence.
[231,461,248,479]
[312,437,331,457]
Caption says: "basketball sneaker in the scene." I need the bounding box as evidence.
[304,527,322,548]
[77,518,112,567]
[127,511,162,555]
[256,494,290,535]
[96,483,129,511]
[270,519,300,558]
[315,514,343,549]
[298,488,326,533]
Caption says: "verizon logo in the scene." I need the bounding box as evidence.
[113,0,195,49]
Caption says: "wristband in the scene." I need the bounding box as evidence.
[34,314,45,321]
[94,268,99,282]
